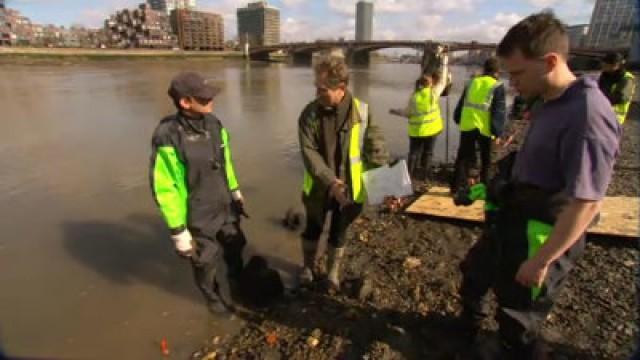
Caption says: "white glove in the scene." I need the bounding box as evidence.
[231,190,244,202]
[171,229,194,257]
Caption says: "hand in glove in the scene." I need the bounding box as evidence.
[232,190,250,218]
[171,229,195,258]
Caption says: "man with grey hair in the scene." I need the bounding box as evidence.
[297,57,388,291]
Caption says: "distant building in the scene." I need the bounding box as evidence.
[148,0,196,15]
[355,1,373,41]
[0,8,33,45]
[237,1,280,47]
[630,15,639,63]
[105,3,177,48]
[566,24,589,48]
[586,0,637,49]
[171,9,224,50]
[0,0,5,10]
[147,0,168,13]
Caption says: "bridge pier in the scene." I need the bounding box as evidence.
[291,52,313,66]
[250,52,272,62]
[346,49,370,66]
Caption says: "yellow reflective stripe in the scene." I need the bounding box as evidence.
[350,98,368,204]
[612,72,635,124]
[464,80,500,111]
[462,101,490,112]
[412,108,439,117]
[408,118,439,125]
[303,169,313,196]
[302,98,368,204]
[408,88,442,137]
[461,76,498,136]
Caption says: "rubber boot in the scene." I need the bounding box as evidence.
[298,239,317,286]
[326,246,345,292]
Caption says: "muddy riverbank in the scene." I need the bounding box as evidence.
[193,106,639,360]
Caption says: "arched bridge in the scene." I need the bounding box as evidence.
[248,40,626,66]
[249,40,496,65]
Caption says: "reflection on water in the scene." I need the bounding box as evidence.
[0,60,479,358]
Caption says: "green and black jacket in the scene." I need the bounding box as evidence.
[150,112,240,237]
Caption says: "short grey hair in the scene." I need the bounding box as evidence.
[314,56,350,88]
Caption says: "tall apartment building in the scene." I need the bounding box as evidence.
[0,8,33,45]
[630,15,639,63]
[171,9,223,50]
[237,1,280,47]
[148,0,196,15]
[355,1,373,41]
[566,24,589,48]
[586,0,637,48]
[105,3,177,48]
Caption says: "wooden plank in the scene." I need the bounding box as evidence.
[406,187,639,238]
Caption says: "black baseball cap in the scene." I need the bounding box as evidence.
[168,72,221,101]
[602,52,624,65]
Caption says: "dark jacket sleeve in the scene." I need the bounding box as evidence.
[453,86,467,125]
[298,104,337,188]
[490,84,507,137]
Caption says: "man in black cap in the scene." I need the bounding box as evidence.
[598,52,636,124]
[149,72,247,314]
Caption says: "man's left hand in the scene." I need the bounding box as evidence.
[515,257,549,288]
[232,190,249,218]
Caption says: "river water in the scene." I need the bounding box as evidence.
[0,60,478,359]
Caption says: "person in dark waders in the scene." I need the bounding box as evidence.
[298,56,389,291]
[390,47,450,190]
[150,72,247,315]
[451,57,507,195]
[456,12,621,359]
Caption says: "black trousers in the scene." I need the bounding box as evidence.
[302,202,362,248]
[452,129,492,192]
[460,211,585,358]
[190,222,246,306]
[408,136,437,181]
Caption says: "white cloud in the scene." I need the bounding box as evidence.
[416,12,523,43]
[522,0,596,24]
[328,0,477,16]
[280,16,354,42]
[280,0,308,6]
[76,0,141,27]
[525,0,561,7]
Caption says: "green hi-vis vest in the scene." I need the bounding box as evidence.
[302,98,369,204]
[611,71,635,124]
[152,127,239,230]
[408,87,443,137]
[460,75,502,137]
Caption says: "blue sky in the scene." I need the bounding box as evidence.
[10,0,596,42]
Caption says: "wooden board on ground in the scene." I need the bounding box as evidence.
[406,186,639,238]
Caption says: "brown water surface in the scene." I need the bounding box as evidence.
[0,60,475,359]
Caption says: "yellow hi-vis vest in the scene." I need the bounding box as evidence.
[408,87,443,137]
[460,75,502,137]
[302,98,369,204]
[611,71,635,124]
